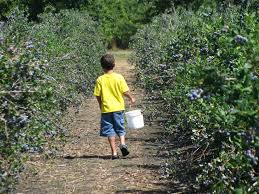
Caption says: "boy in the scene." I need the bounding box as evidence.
[94,53,135,160]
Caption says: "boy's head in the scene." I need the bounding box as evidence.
[101,54,115,71]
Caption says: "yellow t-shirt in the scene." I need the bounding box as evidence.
[94,73,129,113]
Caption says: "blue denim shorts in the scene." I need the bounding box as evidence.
[100,111,126,137]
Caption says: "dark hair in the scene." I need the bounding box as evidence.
[100,54,115,70]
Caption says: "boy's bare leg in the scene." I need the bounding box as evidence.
[108,136,117,156]
[119,135,126,145]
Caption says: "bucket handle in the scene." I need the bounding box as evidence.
[129,103,136,111]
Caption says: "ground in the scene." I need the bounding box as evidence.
[14,51,187,194]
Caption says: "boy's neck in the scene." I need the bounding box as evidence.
[104,69,113,74]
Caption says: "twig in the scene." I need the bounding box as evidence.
[0,90,37,94]
[202,143,209,160]
[225,77,236,81]
[2,96,27,110]
[191,146,202,161]
[149,75,175,80]
[0,117,9,140]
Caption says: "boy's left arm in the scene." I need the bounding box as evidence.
[96,96,102,110]
[94,79,102,110]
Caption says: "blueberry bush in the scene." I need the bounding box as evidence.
[131,2,258,193]
[0,10,105,191]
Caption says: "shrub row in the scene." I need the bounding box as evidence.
[0,10,105,191]
[131,3,258,193]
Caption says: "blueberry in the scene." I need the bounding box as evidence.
[244,149,258,165]
[188,94,195,101]
[7,46,16,53]
[203,95,211,100]
[2,101,8,108]
[252,157,258,165]
[200,47,209,54]
[60,126,68,134]
[0,21,5,28]
[46,130,57,138]
[221,25,229,33]
[234,35,248,44]
[25,40,34,49]
[172,54,181,59]
[158,64,167,69]
[207,56,214,63]
[26,44,34,49]
[245,149,252,156]
[0,171,7,179]
[188,89,203,101]
[7,116,18,126]
[51,130,57,136]
[31,146,39,152]
[18,114,29,127]
[22,144,30,152]
[192,91,198,97]
[202,12,211,17]
[238,132,245,136]
[213,31,221,37]
[55,111,62,116]
[249,73,257,80]
[18,132,26,137]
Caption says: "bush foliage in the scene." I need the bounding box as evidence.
[131,2,258,193]
[0,10,105,191]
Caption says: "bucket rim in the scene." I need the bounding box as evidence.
[125,109,142,115]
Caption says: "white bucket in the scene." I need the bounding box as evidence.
[125,109,144,129]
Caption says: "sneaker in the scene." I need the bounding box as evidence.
[119,144,130,156]
[112,155,119,160]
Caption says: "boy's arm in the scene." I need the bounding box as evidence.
[96,96,102,110]
[123,91,136,104]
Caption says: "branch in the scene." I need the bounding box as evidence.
[0,90,37,94]
[0,117,9,140]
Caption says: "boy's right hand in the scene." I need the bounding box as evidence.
[130,97,136,104]
[123,91,136,105]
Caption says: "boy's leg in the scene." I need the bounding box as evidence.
[113,111,130,156]
[108,136,117,156]
[100,113,117,158]
[119,135,126,145]
[114,111,130,156]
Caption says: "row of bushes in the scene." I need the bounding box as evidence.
[131,2,258,193]
[0,10,105,191]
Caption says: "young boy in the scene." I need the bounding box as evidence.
[94,53,135,160]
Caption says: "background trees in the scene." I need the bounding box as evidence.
[1,0,257,48]
[84,0,151,48]
[1,0,151,48]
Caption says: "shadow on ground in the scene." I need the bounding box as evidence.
[116,190,171,194]
[122,163,161,171]
[116,186,190,194]
[63,155,139,160]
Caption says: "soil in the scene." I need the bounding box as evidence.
[13,51,187,194]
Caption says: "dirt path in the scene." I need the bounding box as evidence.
[14,50,177,194]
